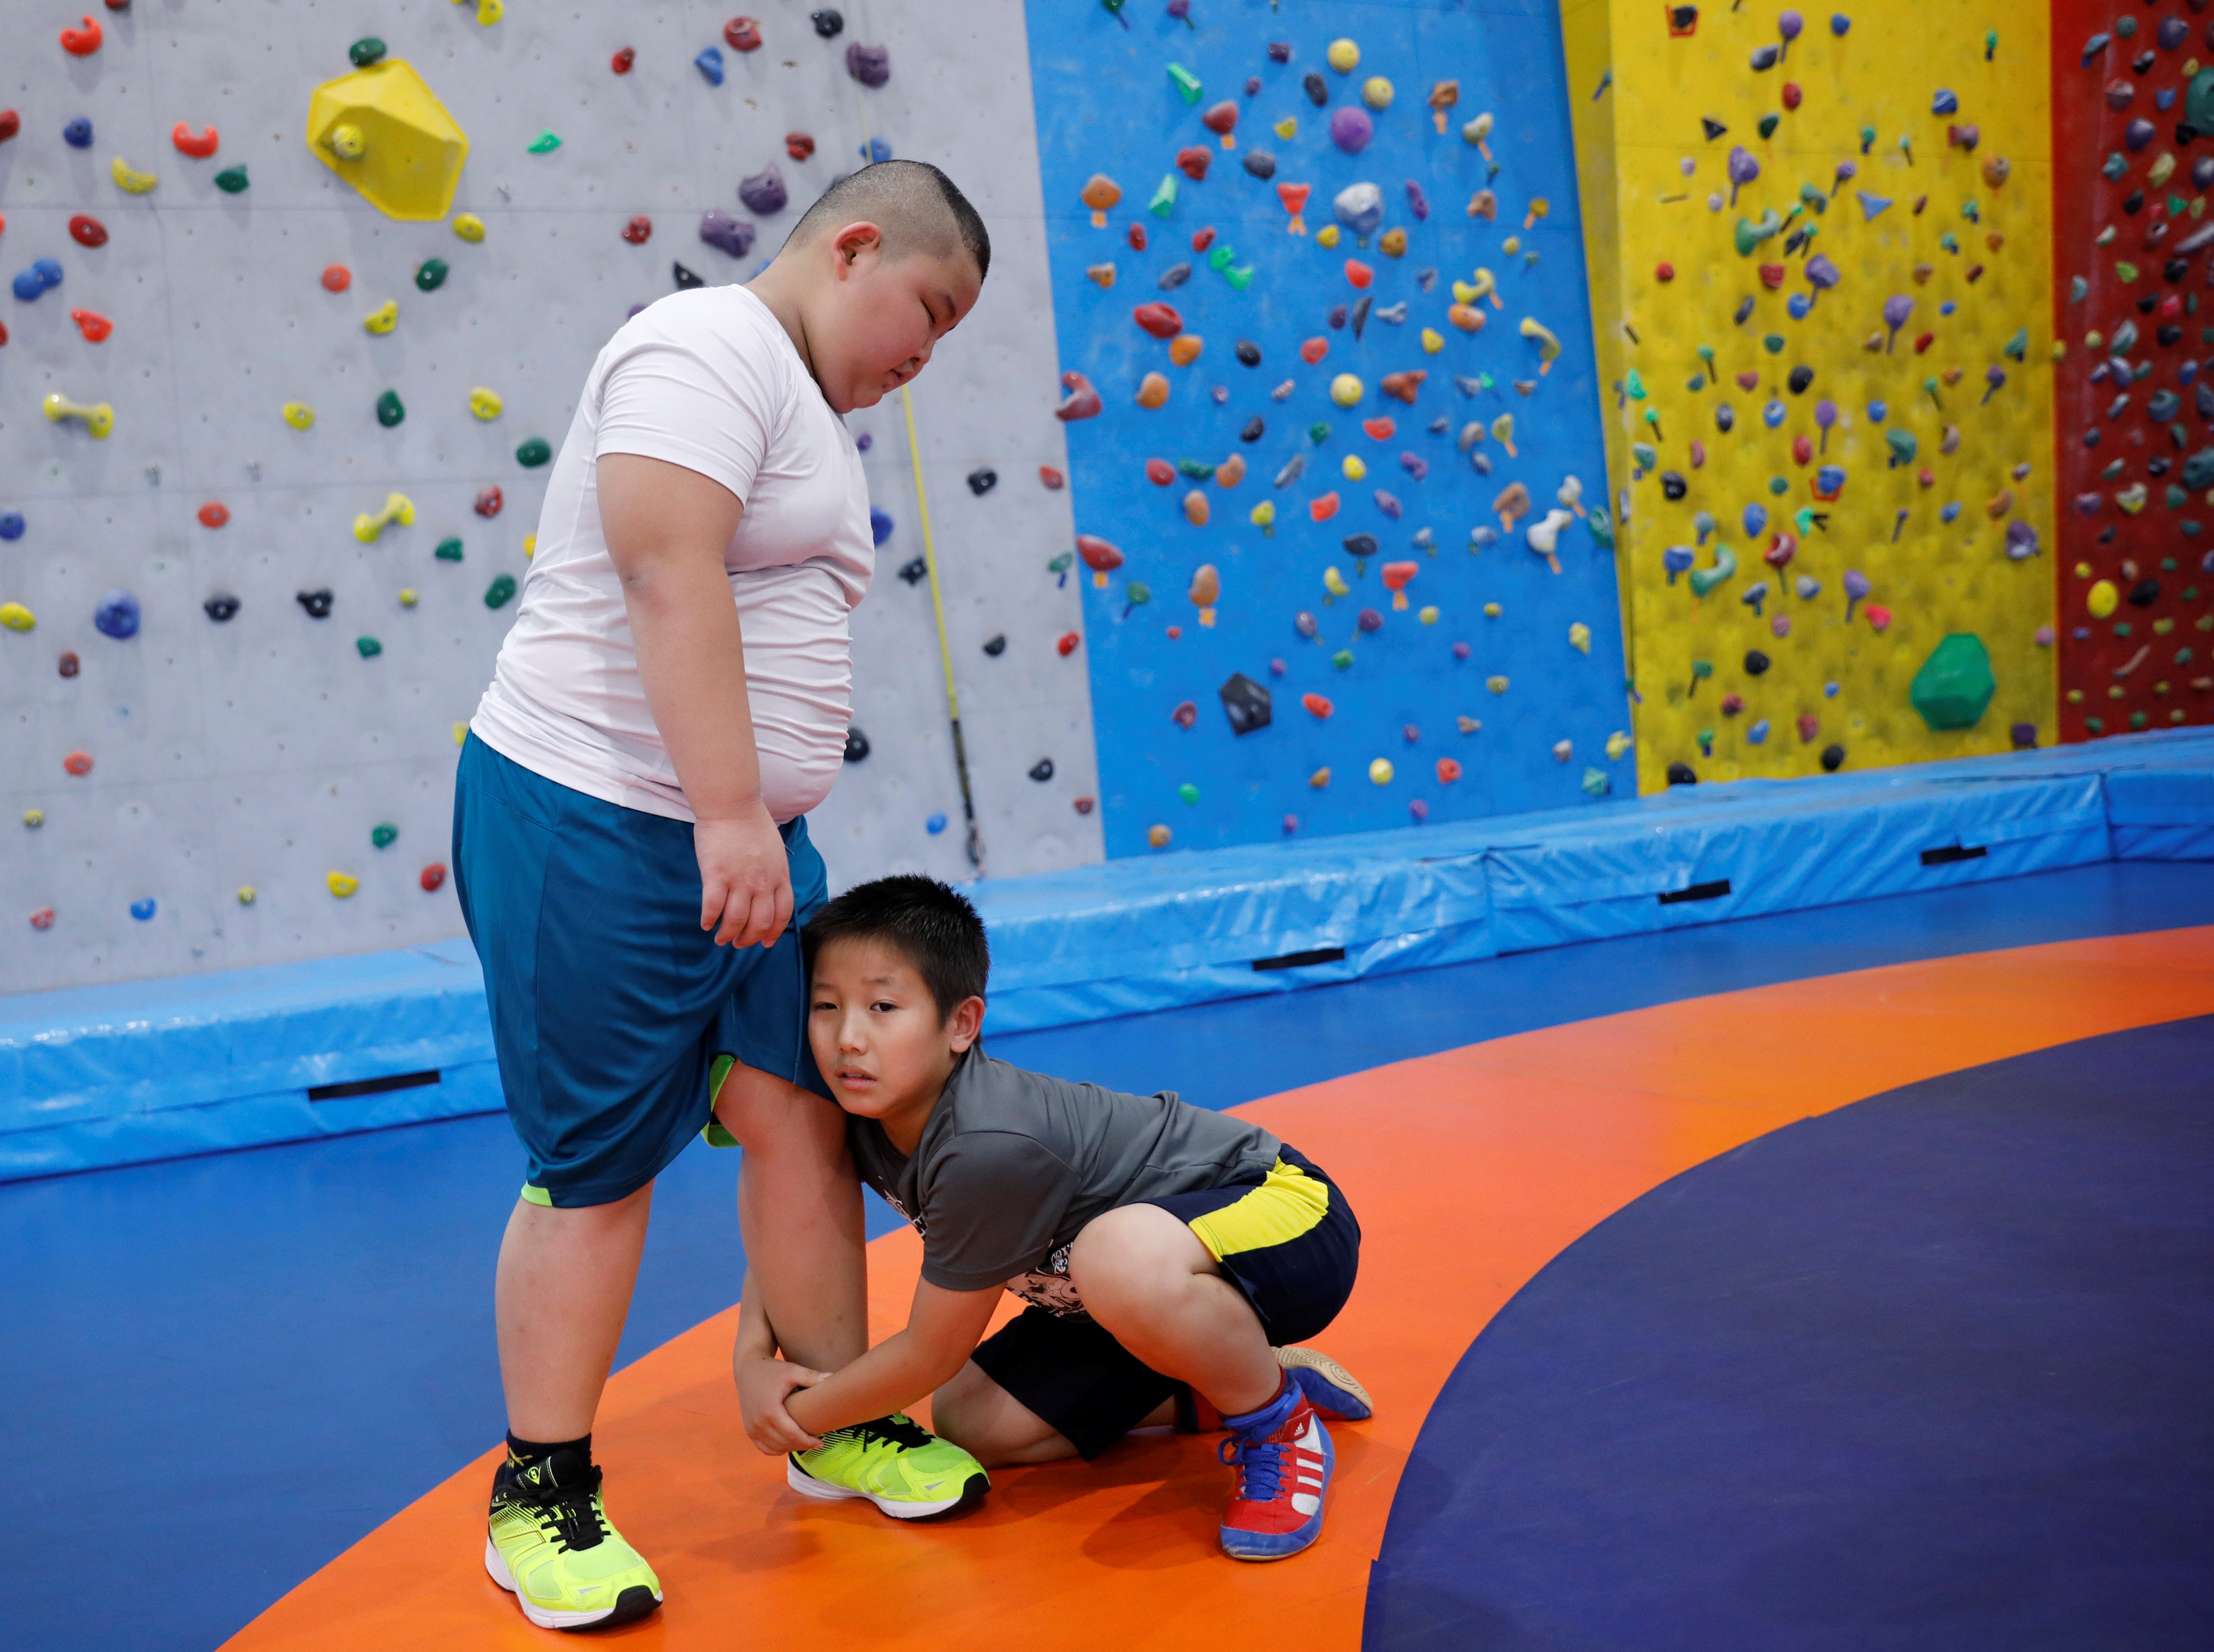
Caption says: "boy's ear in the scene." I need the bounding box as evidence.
[945,995,986,1052]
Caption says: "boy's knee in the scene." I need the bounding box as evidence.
[924,1361,993,1452]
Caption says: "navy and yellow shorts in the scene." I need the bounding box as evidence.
[451,733,830,1209]
[971,1147,1360,1460]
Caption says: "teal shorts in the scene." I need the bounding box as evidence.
[451,733,830,1208]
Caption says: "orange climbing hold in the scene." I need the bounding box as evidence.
[1039,465,1066,490]
[1081,174,1122,227]
[1380,370,1427,405]
[1309,491,1341,521]
[1183,490,1210,527]
[1214,453,1245,487]
[1381,560,1418,608]
[1136,372,1170,408]
[1302,692,1334,719]
[63,750,94,776]
[1344,259,1374,289]
[1362,417,1396,441]
[1168,333,1203,366]
[1299,336,1330,364]
[172,123,219,158]
[1447,304,1484,332]
[69,308,112,342]
[1189,563,1220,624]
[321,264,352,292]
[197,502,230,528]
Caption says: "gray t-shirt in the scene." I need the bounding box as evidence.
[847,1045,1282,1316]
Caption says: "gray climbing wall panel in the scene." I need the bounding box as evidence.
[1,0,1100,996]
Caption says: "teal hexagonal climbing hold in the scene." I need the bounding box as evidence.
[1909,634,1995,732]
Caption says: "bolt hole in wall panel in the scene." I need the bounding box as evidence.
[0,1,1095,995]
[1026,0,1630,857]
[2050,0,2214,742]
[1593,0,2057,792]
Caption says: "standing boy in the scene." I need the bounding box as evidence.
[453,162,989,1630]
[736,877,1371,1562]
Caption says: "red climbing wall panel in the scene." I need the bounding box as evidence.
[2052,0,2214,739]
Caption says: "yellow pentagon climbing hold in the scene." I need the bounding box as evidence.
[1273,117,1297,141]
[1316,224,1342,249]
[306,59,471,221]
[364,300,399,335]
[0,602,35,631]
[1606,730,1633,759]
[451,212,486,242]
[469,385,503,420]
[111,156,158,193]
[326,871,361,898]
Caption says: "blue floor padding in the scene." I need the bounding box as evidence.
[11,862,2214,1652]
[11,729,2214,1181]
[1365,1017,2214,1651]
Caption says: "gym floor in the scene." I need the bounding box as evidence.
[12,860,2213,1652]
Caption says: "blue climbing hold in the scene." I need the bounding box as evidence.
[1786,293,1812,320]
[859,136,893,162]
[1743,503,1768,537]
[926,812,948,834]
[130,898,157,922]
[1746,719,1771,745]
[94,589,141,640]
[1762,401,1785,429]
[63,117,92,148]
[12,258,63,301]
[1855,191,1892,221]
[1866,399,1887,423]
[0,513,23,541]
[870,507,894,547]
[1830,14,1850,34]
[1663,546,1695,582]
[695,45,725,84]
[1930,89,1958,116]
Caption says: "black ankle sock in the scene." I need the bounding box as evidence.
[506,1430,591,1469]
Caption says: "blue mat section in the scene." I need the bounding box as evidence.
[12,864,2214,1652]
[1364,1018,2214,1651]
[7,729,2214,1179]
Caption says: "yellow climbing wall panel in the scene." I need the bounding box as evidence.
[1600,0,2054,792]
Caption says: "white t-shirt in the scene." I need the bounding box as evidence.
[471,284,873,824]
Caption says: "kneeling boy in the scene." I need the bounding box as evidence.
[733,876,1369,1560]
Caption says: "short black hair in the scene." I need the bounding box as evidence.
[803,875,990,1023]
[786,159,991,282]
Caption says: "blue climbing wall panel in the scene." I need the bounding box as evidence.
[1027,0,1627,856]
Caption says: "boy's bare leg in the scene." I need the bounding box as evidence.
[1068,1204,1281,1417]
[930,1361,1177,1467]
[497,1183,655,1441]
[716,1062,868,1371]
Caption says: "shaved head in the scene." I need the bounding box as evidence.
[786,160,990,281]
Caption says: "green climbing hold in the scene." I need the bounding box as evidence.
[527,130,563,154]
[2169,485,2190,510]
[516,437,552,467]
[1757,112,1779,139]
[1625,368,1646,399]
[1688,544,1737,598]
[1206,244,1236,272]
[2187,69,2214,136]
[376,390,405,427]
[1885,427,1917,466]
[214,165,249,194]
[1149,173,1179,218]
[1126,581,1152,605]
[1767,476,1789,495]
[1176,458,1217,479]
[1332,648,1354,669]
[1631,441,1657,469]
[1587,507,1615,549]
[435,537,464,561]
[1309,422,1332,444]
[1908,634,1995,732]
[1177,782,1201,805]
[415,258,449,292]
[1167,62,1203,105]
[349,37,387,68]
[484,573,518,608]
[1733,210,1781,255]
[371,821,398,848]
[1224,265,1255,292]
[356,635,383,658]
[2115,260,2139,284]
[1762,334,1785,354]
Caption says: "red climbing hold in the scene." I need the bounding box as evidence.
[1912,331,1935,354]
[1302,692,1334,718]
[1865,605,1891,631]
[725,16,762,51]
[1781,81,1802,110]
[321,264,352,292]
[1146,458,1175,486]
[0,110,19,144]
[1344,259,1374,289]
[1362,417,1397,440]
[69,214,108,248]
[1056,631,1081,656]
[1077,534,1125,581]
[1791,434,1813,465]
[64,750,94,776]
[1171,701,1198,728]
[1176,145,1212,181]
[1056,372,1103,421]
[60,15,103,54]
[1435,757,1463,783]
[420,863,448,892]
[1201,100,1238,137]
[1127,223,1148,251]
[58,651,79,677]
[622,215,652,244]
[172,123,219,158]
[475,486,504,518]
[197,501,230,528]
[30,909,55,931]
[612,46,635,73]
[1039,465,1066,490]
[1134,302,1184,339]
[1299,337,1329,365]
[1757,262,1785,289]
[1796,713,1819,743]
[1656,261,1675,282]
[69,308,112,342]
[786,131,815,160]
[1309,492,1341,521]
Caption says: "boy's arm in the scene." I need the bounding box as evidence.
[783,1279,1003,1436]
[733,1268,834,1455]
[596,451,791,950]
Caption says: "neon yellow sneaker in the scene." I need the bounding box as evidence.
[786,1413,989,1520]
[484,1448,662,1631]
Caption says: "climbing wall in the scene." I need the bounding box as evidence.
[1594,0,2057,793]
[1027,0,1629,857]
[2051,1,2214,741]
[0,0,1096,996]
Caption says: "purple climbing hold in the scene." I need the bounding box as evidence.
[1843,568,1871,620]
[2125,118,2156,153]
[1750,44,1779,70]
[2159,15,2188,51]
[1405,180,1430,221]
[1881,293,1913,349]
[1778,10,1803,52]
[1374,490,1403,520]
[845,42,889,87]
[2195,155,2214,191]
[699,209,756,257]
[1267,41,1292,63]
[1357,607,1384,633]
[1804,252,1840,297]
[2106,77,2134,112]
[1295,610,1320,639]
[2004,520,2039,559]
[1727,145,1760,205]
[1329,106,1373,153]
[739,164,788,216]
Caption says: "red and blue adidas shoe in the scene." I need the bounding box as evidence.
[1276,1346,1374,1422]
[1217,1380,1333,1562]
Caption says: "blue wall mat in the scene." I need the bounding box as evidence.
[1025,0,1627,857]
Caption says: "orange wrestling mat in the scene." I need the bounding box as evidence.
[223,928,2214,1649]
